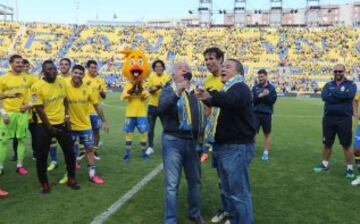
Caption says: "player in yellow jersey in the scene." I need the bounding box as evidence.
[121,80,150,162]
[146,60,171,155]
[31,60,80,193]
[12,58,39,161]
[0,55,33,176]
[47,58,73,171]
[82,60,107,160]
[202,47,231,223]
[63,65,109,184]
[59,58,72,83]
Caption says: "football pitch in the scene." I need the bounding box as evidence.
[0,93,359,224]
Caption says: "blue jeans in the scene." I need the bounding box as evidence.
[213,143,255,224]
[162,134,201,224]
[148,105,159,148]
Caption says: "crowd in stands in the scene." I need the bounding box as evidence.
[1,22,360,92]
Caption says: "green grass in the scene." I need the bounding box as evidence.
[1,94,359,224]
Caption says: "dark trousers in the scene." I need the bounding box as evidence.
[35,124,75,183]
[13,122,38,158]
[148,105,159,148]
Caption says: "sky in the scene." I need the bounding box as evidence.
[1,0,357,24]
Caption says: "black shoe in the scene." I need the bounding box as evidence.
[67,177,81,190]
[190,215,205,224]
[41,182,51,194]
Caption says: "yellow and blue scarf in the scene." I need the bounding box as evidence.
[204,75,245,144]
[171,82,192,131]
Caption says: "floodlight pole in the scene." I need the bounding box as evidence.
[198,0,213,27]
[269,0,283,26]
[234,0,246,27]
[306,0,321,26]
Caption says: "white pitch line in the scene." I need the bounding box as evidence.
[91,163,163,224]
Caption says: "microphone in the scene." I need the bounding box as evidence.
[183,72,192,81]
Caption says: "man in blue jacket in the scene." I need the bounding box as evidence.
[313,64,356,180]
[158,62,205,224]
[252,69,277,160]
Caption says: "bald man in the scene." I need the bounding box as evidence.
[314,64,356,180]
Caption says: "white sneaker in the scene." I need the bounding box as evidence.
[211,210,228,223]
[145,147,154,155]
[351,176,360,186]
[224,219,231,224]
[94,151,101,160]
[76,152,86,161]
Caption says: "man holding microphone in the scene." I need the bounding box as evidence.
[158,62,205,224]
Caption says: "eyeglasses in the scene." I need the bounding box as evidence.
[334,70,344,74]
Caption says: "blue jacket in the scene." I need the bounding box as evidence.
[252,83,277,115]
[158,83,203,140]
[321,79,357,117]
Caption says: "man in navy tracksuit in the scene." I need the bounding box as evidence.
[313,64,356,180]
[252,69,277,160]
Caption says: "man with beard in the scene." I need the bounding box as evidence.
[202,47,230,224]
[62,64,109,185]
[0,55,32,176]
[252,69,277,160]
[31,60,80,193]
[12,58,38,161]
[48,58,73,172]
[313,64,356,180]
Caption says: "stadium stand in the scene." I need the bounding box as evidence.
[1,22,360,92]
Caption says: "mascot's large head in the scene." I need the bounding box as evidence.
[120,50,150,82]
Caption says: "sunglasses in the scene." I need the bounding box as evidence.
[334,70,344,74]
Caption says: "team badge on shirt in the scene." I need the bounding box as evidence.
[32,93,37,102]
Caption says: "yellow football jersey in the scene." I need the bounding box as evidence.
[147,72,171,107]
[65,82,98,131]
[0,72,31,112]
[83,74,107,114]
[24,73,39,88]
[59,74,72,85]
[203,74,223,91]
[355,92,360,102]
[31,77,66,125]
[121,82,149,117]
[24,73,40,122]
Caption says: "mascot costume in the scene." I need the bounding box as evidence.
[120,50,151,162]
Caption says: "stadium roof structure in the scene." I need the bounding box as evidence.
[0,3,14,21]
